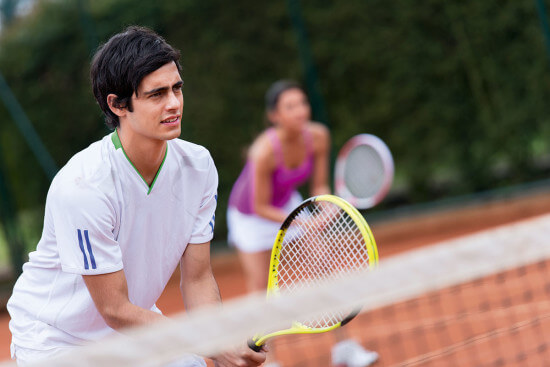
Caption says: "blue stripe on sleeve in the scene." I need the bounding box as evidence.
[84,230,97,270]
[77,229,89,270]
[209,214,216,233]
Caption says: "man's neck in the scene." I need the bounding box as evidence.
[116,128,167,186]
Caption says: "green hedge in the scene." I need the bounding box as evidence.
[1,0,550,243]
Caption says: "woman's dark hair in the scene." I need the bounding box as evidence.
[264,80,305,111]
[90,26,181,129]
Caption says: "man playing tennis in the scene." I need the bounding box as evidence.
[6,26,266,367]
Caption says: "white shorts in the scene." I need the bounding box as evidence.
[11,343,206,367]
[227,191,303,253]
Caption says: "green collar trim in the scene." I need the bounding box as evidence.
[111,130,167,195]
[111,130,123,149]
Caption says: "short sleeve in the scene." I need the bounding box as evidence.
[49,182,123,275]
[189,155,219,244]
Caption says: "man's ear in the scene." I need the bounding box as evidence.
[107,94,127,117]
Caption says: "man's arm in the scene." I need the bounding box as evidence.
[83,270,166,330]
[82,243,218,331]
[179,242,221,310]
[181,242,266,367]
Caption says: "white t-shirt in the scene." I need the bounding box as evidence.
[7,131,218,350]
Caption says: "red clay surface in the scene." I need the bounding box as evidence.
[0,190,549,364]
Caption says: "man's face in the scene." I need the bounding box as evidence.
[122,61,183,144]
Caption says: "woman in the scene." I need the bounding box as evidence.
[227,79,330,293]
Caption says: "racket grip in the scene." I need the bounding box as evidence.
[247,338,263,352]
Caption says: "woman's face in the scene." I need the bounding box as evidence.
[270,88,311,131]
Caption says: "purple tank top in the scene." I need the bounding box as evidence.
[228,128,314,214]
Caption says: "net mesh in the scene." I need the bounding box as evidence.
[2,214,550,367]
[275,200,373,328]
[343,144,385,198]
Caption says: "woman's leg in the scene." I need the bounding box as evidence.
[237,249,272,293]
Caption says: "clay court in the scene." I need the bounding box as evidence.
[0,188,549,365]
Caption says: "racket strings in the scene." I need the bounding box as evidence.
[344,145,385,198]
[276,201,371,328]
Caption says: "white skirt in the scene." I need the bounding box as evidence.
[227,191,303,253]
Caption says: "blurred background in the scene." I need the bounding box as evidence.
[1,0,550,281]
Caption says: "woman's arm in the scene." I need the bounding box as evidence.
[309,123,331,196]
[249,135,289,223]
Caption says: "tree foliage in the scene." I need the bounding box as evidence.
[1,0,550,241]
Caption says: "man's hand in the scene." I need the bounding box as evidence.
[210,344,267,367]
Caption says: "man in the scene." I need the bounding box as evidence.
[7,26,266,367]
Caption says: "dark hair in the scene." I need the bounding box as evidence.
[90,26,181,129]
[264,79,304,112]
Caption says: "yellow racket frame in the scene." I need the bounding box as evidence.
[250,195,379,348]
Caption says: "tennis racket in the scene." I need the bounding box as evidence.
[334,134,394,209]
[248,194,378,351]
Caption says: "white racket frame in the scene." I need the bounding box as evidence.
[334,134,394,209]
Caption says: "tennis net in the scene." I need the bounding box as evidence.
[1,213,549,366]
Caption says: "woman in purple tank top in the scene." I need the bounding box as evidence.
[227,80,331,293]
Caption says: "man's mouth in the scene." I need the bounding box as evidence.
[161,116,180,124]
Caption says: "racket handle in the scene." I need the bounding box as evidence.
[247,338,263,352]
